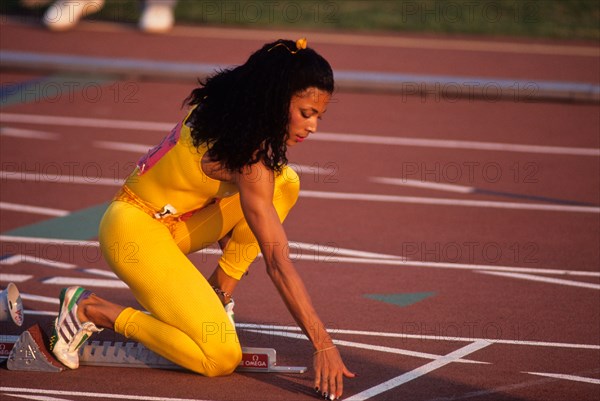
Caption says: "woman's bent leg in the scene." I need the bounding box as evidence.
[98,201,241,376]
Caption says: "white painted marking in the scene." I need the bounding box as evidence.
[0,236,99,247]
[345,340,491,400]
[0,255,22,265]
[0,127,60,140]
[289,253,600,277]
[82,268,118,278]
[20,293,59,305]
[371,177,473,193]
[371,177,595,208]
[94,142,343,179]
[0,273,32,282]
[314,132,600,156]
[0,171,123,186]
[0,254,75,269]
[524,371,600,385]
[3,113,598,156]
[8,170,594,212]
[0,388,210,401]
[0,113,173,132]
[236,323,600,350]
[243,329,487,365]
[20,255,76,269]
[1,235,597,278]
[290,241,405,260]
[0,202,69,217]
[94,140,149,153]
[289,163,335,176]
[42,277,128,288]
[478,271,600,290]
[300,190,600,213]
[3,393,74,401]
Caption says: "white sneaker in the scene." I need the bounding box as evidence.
[139,2,174,34]
[224,299,235,327]
[43,0,105,32]
[49,287,102,369]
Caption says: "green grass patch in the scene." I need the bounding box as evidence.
[2,0,599,41]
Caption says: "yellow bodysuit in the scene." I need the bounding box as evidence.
[98,111,300,376]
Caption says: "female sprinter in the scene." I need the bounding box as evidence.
[49,39,355,400]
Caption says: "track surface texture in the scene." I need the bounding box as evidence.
[1,17,599,401]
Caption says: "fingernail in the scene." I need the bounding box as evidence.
[329,394,335,401]
[322,392,328,399]
[315,387,320,393]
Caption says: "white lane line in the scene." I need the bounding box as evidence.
[3,393,75,401]
[370,177,473,193]
[0,273,32,282]
[300,190,600,213]
[0,127,61,140]
[42,277,128,288]
[345,340,491,401]
[313,132,600,157]
[1,254,76,269]
[0,388,210,401]
[524,371,600,385]
[20,293,59,305]
[0,202,69,217]
[7,171,596,213]
[82,268,118,278]
[0,171,123,186]
[290,241,405,260]
[236,324,600,350]
[293,254,600,278]
[3,113,598,156]
[2,235,597,278]
[0,236,99,247]
[95,141,337,178]
[243,329,487,365]
[94,140,148,153]
[0,255,22,265]
[0,113,173,132]
[21,255,76,269]
[478,271,600,290]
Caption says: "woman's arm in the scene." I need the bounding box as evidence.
[235,163,354,400]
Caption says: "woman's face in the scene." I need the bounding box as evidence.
[286,87,331,147]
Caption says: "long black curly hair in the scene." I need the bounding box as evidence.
[184,39,334,173]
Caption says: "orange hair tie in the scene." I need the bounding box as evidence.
[268,38,308,54]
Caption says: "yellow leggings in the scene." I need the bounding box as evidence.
[98,166,300,376]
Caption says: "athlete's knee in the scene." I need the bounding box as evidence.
[204,343,242,377]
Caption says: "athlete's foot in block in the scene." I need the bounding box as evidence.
[77,294,124,330]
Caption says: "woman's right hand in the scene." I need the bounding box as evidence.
[313,345,356,400]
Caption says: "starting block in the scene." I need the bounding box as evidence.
[2,324,306,374]
[4,324,65,372]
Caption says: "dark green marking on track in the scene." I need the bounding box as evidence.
[4,203,109,240]
[1,73,113,108]
[364,292,436,308]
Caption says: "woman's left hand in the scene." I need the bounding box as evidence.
[313,345,356,400]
